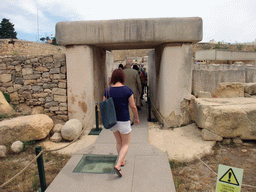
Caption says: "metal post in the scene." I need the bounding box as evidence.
[95,104,99,131]
[35,146,47,192]
[147,96,151,121]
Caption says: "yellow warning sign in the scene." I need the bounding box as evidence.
[216,164,243,192]
[219,168,239,186]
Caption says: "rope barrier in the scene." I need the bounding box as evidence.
[150,98,256,189]
[0,109,94,189]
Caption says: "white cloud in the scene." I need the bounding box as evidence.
[1,0,255,42]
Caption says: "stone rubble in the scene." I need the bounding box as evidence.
[11,141,24,153]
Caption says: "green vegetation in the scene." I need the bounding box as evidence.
[169,160,187,168]
[3,92,11,103]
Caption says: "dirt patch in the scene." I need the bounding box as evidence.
[0,142,71,192]
[148,122,256,192]
[171,141,256,191]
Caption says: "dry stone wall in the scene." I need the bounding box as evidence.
[0,54,67,120]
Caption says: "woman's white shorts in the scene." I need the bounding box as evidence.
[110,121,132,134]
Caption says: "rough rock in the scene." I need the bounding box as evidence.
[244,83,256,95]
[61,119,82,141]
[193,98,256,140]
[0,91,14,116]
[52,124,63,133]
[201,129,223,141]
[50,132,62,142]
[0,145,7,157]
[11,141,24,153]
[212,82,244,98]
[198,91,211,98]
[0,114,54,145]
[31,106,44,114]
[233,137,243,144]
[16,104,32,115]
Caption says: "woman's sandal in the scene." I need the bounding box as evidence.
[114,167,122,177]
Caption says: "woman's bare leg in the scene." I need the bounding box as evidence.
[114,132,131,170]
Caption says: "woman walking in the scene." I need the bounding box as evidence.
[103,69,140,177]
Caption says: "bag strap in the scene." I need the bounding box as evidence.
[106,86,111,99]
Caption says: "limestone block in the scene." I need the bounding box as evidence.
[52,88,66,95]
[49,107,59,111]
[15,65,22,72]
[32,85,43,92]
[198,91,211,98]
[58,82,66,88]
[22,68,33,75]
[212,82,244,98]
[193,98,256,140]
[50,132,62,142]
[35,66,49,72]
[0,74,11,83]
[32,106,44,114]
[52,124,63,133]
[0,145,7,157]
[24,80,37,85]
[56,17,202,47]
[54,95,66,102]
[32,93,48,98]
[10,92,19,101]
[0,114,53,145]
[244,83,256,95]
[61,119,82,141]
[0,91,14,116]
[11,141,24,153]
[201,129,223,141]
[23,74,41,80]
[49,68,60,74]
[0,64,6,69]
[233,137,243,144]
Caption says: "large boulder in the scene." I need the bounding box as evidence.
[0,91,14,116]
[212,82,244,98]
[0,114,53,145]
[61,119,82,141]
[194,98,256,140]
[244,83,256,95]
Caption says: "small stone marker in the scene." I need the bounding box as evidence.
[216,164,243,192]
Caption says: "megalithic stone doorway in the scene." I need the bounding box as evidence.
[55,17,202,127]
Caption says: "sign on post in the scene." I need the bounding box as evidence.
[216,164,243,192]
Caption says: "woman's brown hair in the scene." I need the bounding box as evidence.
[110,69,125,85]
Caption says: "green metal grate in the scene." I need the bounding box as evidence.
[73,154,118,174]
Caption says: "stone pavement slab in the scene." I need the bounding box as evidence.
[46,106,176,192]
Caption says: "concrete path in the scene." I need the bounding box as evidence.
[46,104,176,192]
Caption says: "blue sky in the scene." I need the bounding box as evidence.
[1,0,256,43]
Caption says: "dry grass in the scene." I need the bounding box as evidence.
[171,141,256,192]
[0,142,71,192]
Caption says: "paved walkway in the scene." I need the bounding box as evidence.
[46,104,176,192]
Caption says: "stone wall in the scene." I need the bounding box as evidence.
[0,39,66,56]
[192,64,256,97]
[0,54,67,120]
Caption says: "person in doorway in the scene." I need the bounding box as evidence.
[118,64,124,69]
[103,69,139,177]
[123,59,142,118]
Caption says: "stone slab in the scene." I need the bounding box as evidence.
[56,17,202,49]
[132,156,175,192]
[194,98,256,140]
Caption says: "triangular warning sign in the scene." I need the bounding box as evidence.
[219,168,239,186]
